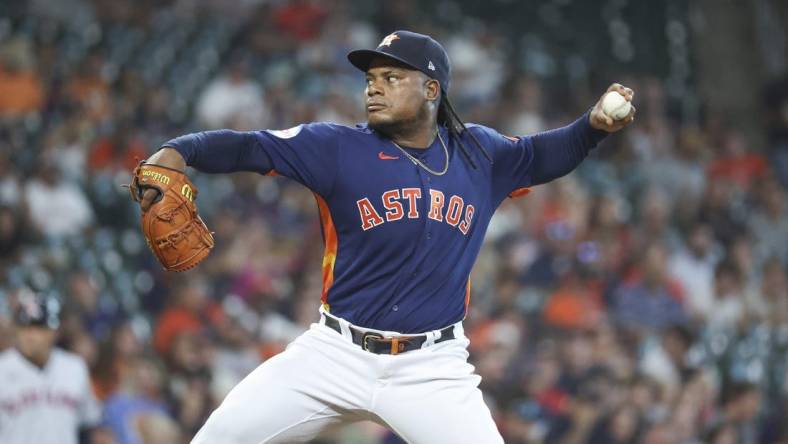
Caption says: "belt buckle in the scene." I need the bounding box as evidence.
[361,332,384,352]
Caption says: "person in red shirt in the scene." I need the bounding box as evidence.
[707,131,767,191]
[154,280,218,356]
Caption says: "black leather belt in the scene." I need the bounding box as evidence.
[322,314,456,355]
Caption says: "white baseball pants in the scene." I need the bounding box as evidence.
[191,315,503,444]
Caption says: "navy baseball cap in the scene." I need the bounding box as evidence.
[14,291,61,329]
[348,30,452,92]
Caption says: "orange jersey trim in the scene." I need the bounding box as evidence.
[508,187,531,199]
[313,193,338,305]
[464,276,472,317]
[265,169,279,177]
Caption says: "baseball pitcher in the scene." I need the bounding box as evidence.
[130,30,634,443]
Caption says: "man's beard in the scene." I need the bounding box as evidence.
[368,106,430,141]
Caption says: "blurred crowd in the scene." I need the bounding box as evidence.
[1,1,787,443]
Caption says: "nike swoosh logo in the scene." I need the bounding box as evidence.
[378,151,399,160]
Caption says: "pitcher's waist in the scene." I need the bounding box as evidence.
[319,308,462,355]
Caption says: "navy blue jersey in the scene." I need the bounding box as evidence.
[166,113,606,333]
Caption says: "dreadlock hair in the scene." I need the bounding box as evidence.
[437,92,493,170]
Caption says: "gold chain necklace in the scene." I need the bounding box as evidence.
[390,131,449,176]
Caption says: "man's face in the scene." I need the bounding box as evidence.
[16,325,57,361]
[643,244,668,284]
[688,224,712,257]
[364,57,436,133]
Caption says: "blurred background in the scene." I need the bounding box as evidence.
[1,0,787,443]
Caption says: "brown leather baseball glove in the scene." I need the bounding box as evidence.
[129,162,214,272]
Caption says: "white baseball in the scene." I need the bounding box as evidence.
[601,91,632,121]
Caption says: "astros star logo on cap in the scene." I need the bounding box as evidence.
[379,33,399,47]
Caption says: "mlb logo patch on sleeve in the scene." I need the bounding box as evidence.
[268,125,303,139]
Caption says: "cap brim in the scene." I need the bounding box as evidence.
[347,49,420,73]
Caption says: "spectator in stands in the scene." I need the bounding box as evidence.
[0,205,27,269]
[699,178,747,246]
[704,423,739,444]
[646,126,708,201]
[0,151,22,206]
[748,257,788,327]
[586,403,642,444]
[613,243,687,332]
[24,160,94,238]
[43,113,94,183]
[749,176,788,265]
[583,192,632,278]
[504,77,547,135]
[668,222,719,321]
[93,322,144,400]
[715,382,762,444]
[273,0,328,42]
[135,413,182,444]
[707,261,747,331]
[632,187,680,253]
[708,130,767,192]
[543,263,604,330]
[195,58,267,130]
[445,26,505,107]
[102,354,171,444]
[638,324,694,389]
[209,297,262,401]
[88,125,148,173]
[64,52,112,123]
[153,278,215,356]
[165,331,213,437]
[729,235,759,296]
[68,271,117,339]
[522,219,579,288]
[0,38,43,117]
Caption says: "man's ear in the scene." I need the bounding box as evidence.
[425,79,440,102]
